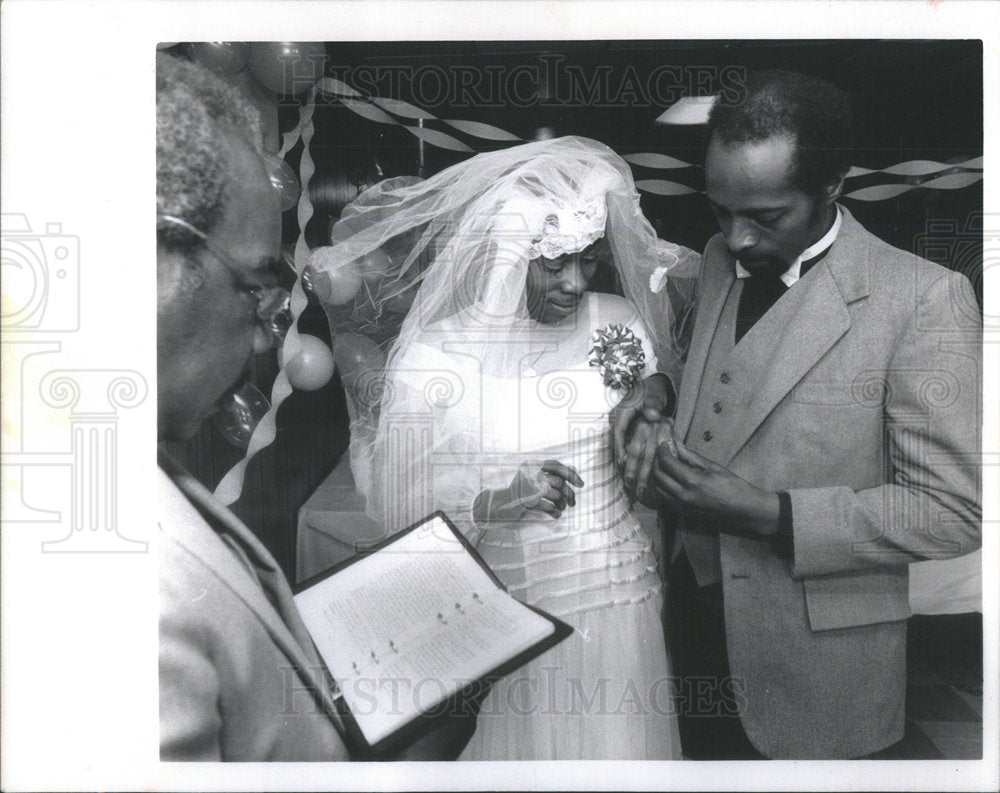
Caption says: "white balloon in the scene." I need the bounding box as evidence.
[282,334,335,391]
[308,247,362,305]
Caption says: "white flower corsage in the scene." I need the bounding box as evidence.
[588,324,646,390]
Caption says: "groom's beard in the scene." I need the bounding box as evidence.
[732,252,791,279]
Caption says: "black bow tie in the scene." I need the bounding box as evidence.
[743,245,831,282]
[798,246,832,277]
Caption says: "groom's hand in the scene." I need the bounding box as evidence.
[612,373,676,487]
[623,419,678,506]
[651,438,781,540]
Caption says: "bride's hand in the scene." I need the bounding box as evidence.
[625,418,679,506]
[611,373,675,465]
[475,460,585,524]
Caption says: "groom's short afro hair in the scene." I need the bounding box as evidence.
[707,69,854,195]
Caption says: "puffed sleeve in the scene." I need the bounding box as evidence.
[373,339,497,544]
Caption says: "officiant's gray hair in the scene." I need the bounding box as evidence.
[156,53,263,252]
[708,69,854,195]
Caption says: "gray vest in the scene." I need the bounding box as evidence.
[674,278,764,586]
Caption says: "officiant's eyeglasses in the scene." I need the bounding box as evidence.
[159,214,292,346]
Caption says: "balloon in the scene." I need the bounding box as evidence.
[333,333,385,386]
[308,248,362,305]
[262,153,300,211]
[282,334,335,391]
[380,279,420,315]
[213,382,270,448]
[248,42,327,96]
[357,247,395,278]
[301,264,333,303]
[189,42,250,76]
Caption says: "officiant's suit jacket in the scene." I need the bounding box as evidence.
[667,206,981,758]
[158,452,349,761]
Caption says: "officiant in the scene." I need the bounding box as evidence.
[156,52,479,761]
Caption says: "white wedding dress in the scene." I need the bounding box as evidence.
[389,292,680,760]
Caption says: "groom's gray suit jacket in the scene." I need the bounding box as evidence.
[664,206,981,758]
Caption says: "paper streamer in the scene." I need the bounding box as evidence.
[443,119,522,141]
[281,73,988,213]
[625,154,983,178]
[373,96,437,120]
[278,118,305,159]
[278,78,375,159]
[404,125,475,153]
[624,152,697,170]
[316,76,362,98]
[846,156,982,179]
[278,76,367,158]
[312,75,525,153]
[634,179,700,196]
[214,89,321,506]
[842,171,982,202]
[338,97,399,125]
[311,72,987,188]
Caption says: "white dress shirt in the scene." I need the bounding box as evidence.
[736,205,843,286]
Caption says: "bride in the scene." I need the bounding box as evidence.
[326,136,699,760]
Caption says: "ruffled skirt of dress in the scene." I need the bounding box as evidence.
[459,435,681,760]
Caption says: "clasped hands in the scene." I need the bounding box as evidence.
[610,374,782,541]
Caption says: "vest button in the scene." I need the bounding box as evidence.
[713,402,723,413]
[703,430,713,442]
[720,372,731,384]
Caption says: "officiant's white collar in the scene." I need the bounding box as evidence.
[735,205,843,287]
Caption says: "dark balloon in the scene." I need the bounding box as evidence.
[214,382,270,448]
[189,42,250,76]
[262,153,301,211]
[248,42,327,95]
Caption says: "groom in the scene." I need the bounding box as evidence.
[615,69,981,759]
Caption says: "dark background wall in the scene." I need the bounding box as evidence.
[164,39,983,580]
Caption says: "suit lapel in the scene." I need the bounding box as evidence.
[159,452,339,717]
[676,238,735,439]
[717,261,851,464]
[684,208,872,466]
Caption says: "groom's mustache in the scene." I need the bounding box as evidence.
[731,251,790,277]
